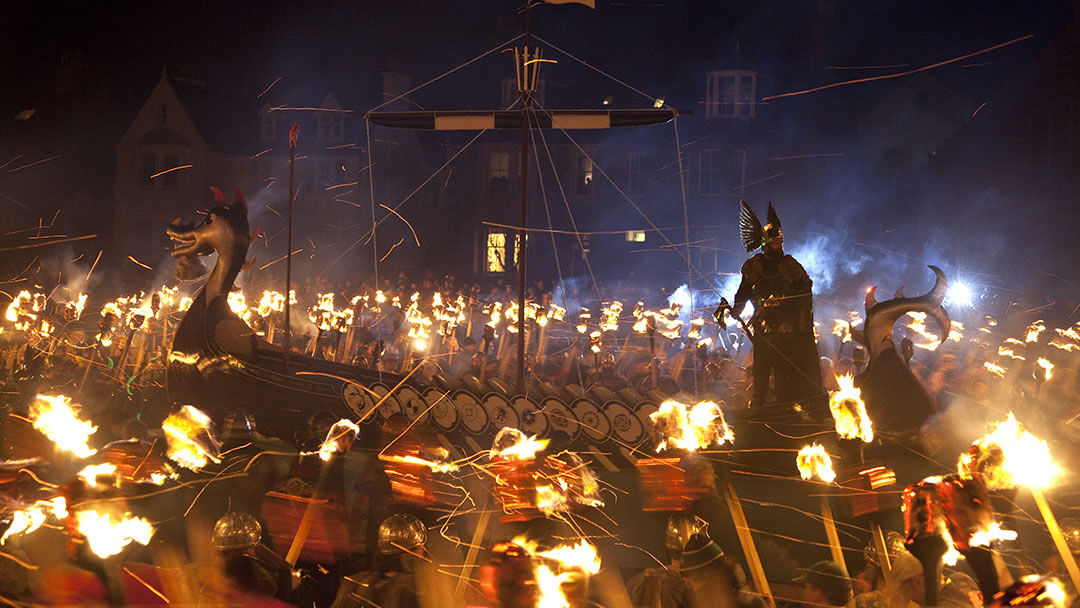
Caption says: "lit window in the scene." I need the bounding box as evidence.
[487,231,507,273]
[626,230,645,242]
[486,231,521,273]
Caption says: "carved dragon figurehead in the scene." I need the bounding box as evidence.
[851,265,951,433]
[167,187,251,305]
[852,265,950,363]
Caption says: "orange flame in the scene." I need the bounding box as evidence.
[491,427,549,460]
[30,394,98,458]
[829,374,873,442]
[959,412,1057,490]
[78,463,119,488]
[650,400,734,453]
[796,444,836,483]
[162,406,220,471]
[1036,358,1054,381]
[1,497,67,544]
[599,301,623,332]
[1025,321,1046,343]
[318,419,360,461]
[75,509,155,558]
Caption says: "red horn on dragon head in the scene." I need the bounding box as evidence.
[233,190,247,211]
[209,186,226,205]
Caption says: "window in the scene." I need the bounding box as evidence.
[261,112,276,141]
[485,230,520,273]
[486,231,508,273]
[162,154,180,189]
[159,104,168,126]
[625,230,645,242]
[490,152,509,192]
[576,156,594,196]
[627,151,646,196]
[329,113,344,140]
[140,153,156,187]
[698,149,744,196]
[318,111,344,141]
[706,71,757,118]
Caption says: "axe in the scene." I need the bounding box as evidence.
[713,297,754,344]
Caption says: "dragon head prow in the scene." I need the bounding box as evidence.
[168,188,250,259]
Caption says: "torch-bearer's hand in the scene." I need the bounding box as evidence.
[713,299,731,329]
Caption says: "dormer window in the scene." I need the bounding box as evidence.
[706,71,757,118]
[317,111,344,141]
[159,104,168,126]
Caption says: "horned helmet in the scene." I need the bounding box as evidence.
[738,200,783,253]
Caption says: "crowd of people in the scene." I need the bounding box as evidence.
[1,254,1079,607]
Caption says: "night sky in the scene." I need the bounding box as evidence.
[5,2,1073,108]
[3,1,1079,298]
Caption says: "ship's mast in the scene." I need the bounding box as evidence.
[515,4,535,392]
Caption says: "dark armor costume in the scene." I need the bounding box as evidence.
[732,201,824,410]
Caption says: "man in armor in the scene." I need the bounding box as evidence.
[730,201,824,410]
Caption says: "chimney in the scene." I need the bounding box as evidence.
[381,72,413,111]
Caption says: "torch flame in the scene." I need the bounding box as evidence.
[538,539,602,575]
[535,482,569,515]
[537,565,573,608]
[30,394,98,459]
[379,454,459,473]
[75,510,155,558]
[318,419,360,461]
[832,319,851,343]
[78,463,118,488]
[491,427,549,460]
[1026,321,1047,343]
[1036,358,1054,381]
[599,301,623,332]
[1,497,67,544]
[650,400,734,453]
[162,406,221,471]
[829,374,873,443]
[958,412,1057,490]
[513,537,602,608]
[968,521,1018,548]
[258,290,286,316]
[796,444,836,483]
[983,361,1007,378]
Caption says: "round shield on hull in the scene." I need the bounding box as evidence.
[511,396,548,437]
[426,388,458,431]
[570,399,611,444]
[483,394,520,432]
[539,397,580,440]
[453,390,489,435]
[605,401,646,446]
